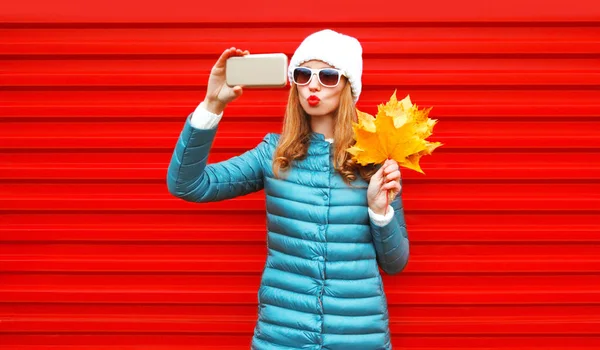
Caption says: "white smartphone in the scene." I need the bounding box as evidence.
[225,53,288,88]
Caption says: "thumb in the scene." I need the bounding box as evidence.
[232,86,244,97]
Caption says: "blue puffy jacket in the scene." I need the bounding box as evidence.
[167,115,410,350]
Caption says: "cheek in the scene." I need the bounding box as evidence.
[297,85,310,99]
[324,89,344,107]
[329,81,346,100]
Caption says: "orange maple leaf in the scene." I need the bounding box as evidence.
[347,91,442,174]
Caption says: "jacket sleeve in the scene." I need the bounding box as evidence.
[166,113,271,202]
[369,188,410,275]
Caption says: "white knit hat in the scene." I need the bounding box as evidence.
[288,29,363,103]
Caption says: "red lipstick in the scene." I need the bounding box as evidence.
[307,95,320,106]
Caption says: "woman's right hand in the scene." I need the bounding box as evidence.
[203,47,249,115]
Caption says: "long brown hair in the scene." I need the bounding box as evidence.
[272,83,378,186]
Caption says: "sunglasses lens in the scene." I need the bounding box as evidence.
[293,68,312,85]
[319,69,340,86]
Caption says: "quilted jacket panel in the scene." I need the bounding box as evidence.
[167,115,410,349]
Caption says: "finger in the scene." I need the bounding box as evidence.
[382,180,400,192]
[215,47,246,68]
[381,182,393,191]
[382,165,393,177]
[386,170,401,182]
[231,48,249,54]
[379,163,389,176]
[387,162,399,172]
[383,165,397,178]
[386,157,398,168]
[214,47,236,68]
[230,48,250,59]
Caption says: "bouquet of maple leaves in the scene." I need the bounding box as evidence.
[347,91,442,208]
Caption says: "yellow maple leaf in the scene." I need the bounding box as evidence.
[347,90,442,174]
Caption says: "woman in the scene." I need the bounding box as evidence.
[167,29,409,350]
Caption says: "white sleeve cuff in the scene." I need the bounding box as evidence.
[189,101,224,129]
[368,205,395,227]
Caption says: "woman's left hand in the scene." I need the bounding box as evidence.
[367,159,402,215]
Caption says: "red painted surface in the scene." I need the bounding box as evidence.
[1,0,600,349]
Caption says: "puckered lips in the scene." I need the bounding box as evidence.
[307,95,321,107]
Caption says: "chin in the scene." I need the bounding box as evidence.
[302,103,335,117]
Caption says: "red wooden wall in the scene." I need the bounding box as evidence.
[1,0,599,349]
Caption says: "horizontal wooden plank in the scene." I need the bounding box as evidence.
[1,256,598,274]
[2,306,599,334]
[1,227,598,243]
[5,70,598,88]
[1,347,595,350]
[3,347,595,350]
[2,26,600,55]
[3,275,596,293]
[4,164,598,181]
[8,182,599,199]
[3,121,600,150]
[2,224,599,243]
[2,90,599,118]
[4,197,596,212]
[2,0,599,23]
[5,58,598,75]
[1,335,599,349]
[3,305,600,321]
[4,242,599,260]
[1,183,599,212]
[2,240,599,274]
[0,347,245,350]
[2,58,600,87]
[2,152,599,181]
[3,288,598,305]
[1,274,599,305]
[2,213,597,228]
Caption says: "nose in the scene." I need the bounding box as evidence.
[308,72,321,91]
